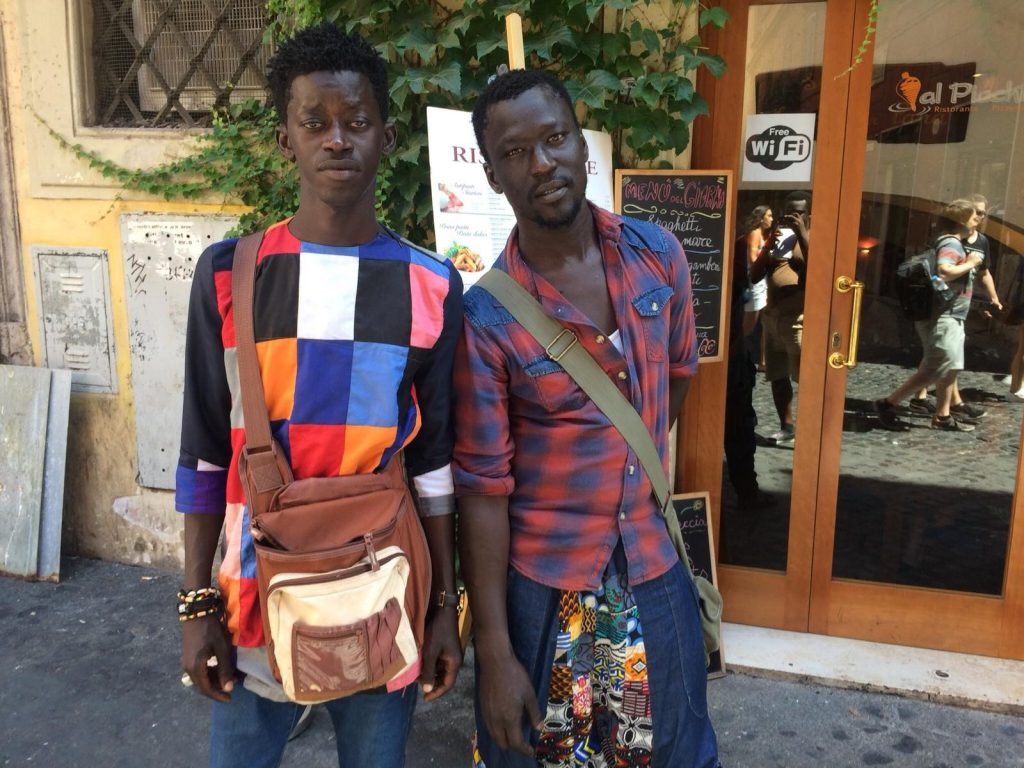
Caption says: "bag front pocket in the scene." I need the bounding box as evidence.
[291,597,405,699]
[266,546,417,703]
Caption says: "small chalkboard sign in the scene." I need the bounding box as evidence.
[615,170,733,363]
[672,491,725,678]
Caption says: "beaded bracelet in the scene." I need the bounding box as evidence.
[177,587,224,622]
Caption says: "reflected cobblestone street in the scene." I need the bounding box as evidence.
[721,354,1020,595]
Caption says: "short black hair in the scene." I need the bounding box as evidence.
[783,190,812,213]
[471,69,580,161]
[267,23,389,124]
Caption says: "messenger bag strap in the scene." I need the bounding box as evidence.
[230,231,287,495]
[476,269,695,573]
[476,269,671,510]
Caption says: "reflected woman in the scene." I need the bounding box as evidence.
[741,205,773,339]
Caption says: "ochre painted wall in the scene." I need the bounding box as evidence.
[3,0,247,569]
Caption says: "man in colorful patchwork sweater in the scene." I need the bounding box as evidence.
[174,24,462,768]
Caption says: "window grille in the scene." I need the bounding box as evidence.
[90,0,273,128]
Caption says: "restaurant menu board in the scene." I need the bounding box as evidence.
[427,106,615,288]
[671,491,725,678]
[615,170,732,363]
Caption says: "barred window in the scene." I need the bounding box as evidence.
[90,0,273,128]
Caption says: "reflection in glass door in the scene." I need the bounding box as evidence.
[831,0,1024,598]
[719,2,826,571]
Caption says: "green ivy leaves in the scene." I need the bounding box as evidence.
[57,0,728,245]
[571,70,623,109]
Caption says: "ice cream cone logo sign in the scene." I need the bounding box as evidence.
[895,72,924,113]
[887,70,990,115]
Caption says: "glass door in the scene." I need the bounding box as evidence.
[808,0,1024,657]
[717,1,827,573]
[698,0,1024,658]
[699,0,869,632]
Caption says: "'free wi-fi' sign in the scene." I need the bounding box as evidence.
[741,113,816,183]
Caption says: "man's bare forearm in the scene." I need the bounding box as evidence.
[980,271,1000,304]
[458,494,514,659]
[420,512,457,597]
[184,514,225,590]
[669,376,691,430]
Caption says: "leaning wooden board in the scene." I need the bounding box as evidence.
[672,491,725,677]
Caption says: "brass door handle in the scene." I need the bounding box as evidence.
[828,276,864,369]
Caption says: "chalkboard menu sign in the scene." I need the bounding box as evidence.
[615,170,733,363]
[672,491,725,678]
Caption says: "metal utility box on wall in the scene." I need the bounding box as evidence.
[121,214,236,490]
[32,247,117,394]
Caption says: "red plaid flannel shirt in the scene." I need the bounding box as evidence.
[453,204,698,591]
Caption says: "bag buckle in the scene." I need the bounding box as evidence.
[244,445,286,495]
[545,328,577,362]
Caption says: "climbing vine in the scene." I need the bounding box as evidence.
[44,101,298,234]
[57,0,728,242]
[836,0,879,78]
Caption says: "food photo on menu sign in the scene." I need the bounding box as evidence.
[425,106,614,287]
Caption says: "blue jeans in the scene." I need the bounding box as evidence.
[209,683,417,768]
[475,556,720,768]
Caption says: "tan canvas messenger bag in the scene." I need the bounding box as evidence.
[232,231,432,704]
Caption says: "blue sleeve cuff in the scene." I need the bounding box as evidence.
[174,463,227,514]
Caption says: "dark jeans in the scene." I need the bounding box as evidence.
[474,557,721,768]
[208,682,417,768]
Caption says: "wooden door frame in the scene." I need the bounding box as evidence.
[804,2,1024,660]
[687,0,866,631]
[690,0,1024,659]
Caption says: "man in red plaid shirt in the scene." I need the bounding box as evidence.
[454,69,720,768]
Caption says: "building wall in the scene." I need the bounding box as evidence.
[2,0,246,569]
[0,12,30,365]
[2,0,700,570]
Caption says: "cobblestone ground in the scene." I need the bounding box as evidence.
[720,355,1020,595]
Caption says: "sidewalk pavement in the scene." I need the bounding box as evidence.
[2,557,1022,768]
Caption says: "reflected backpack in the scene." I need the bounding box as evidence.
[895,235,958,321]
